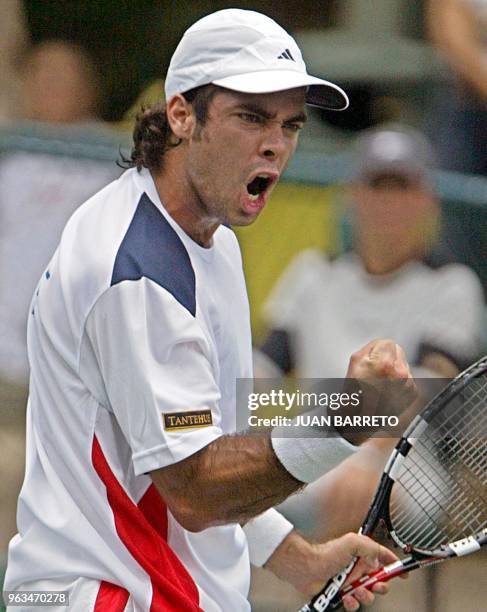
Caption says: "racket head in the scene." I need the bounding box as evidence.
[378,355,487,555]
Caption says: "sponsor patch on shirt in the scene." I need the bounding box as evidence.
[163,409,213,431]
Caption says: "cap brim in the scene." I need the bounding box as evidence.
[212,70,349,111]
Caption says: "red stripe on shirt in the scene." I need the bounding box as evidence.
[138,483,168,540]
[92,435,201,611]
[94,581,129,612]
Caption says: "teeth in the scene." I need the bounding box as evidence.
[248,193,259,201]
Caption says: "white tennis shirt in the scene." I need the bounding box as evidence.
[5,168,292,611]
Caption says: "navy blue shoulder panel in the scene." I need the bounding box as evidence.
[111,193,196,317]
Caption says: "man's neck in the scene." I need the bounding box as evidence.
[151,162,219,248]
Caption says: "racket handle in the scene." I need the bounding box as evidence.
[301,558,417,611]
[340,553,449,600]
[340,560,406,597]
[298,557,356,612]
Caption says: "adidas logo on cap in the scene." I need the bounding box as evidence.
[277,48,295,61]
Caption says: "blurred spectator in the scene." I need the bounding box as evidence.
[426,0,487,175]
[0,39,116,390]
[255,124,485,537]
[0,0,28,122]
[0,39,119,559]
[0,156,118,390]
[19,40,102,124]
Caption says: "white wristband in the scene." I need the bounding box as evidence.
[244,508,294,567]
[271,420,359,484]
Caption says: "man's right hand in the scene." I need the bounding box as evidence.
[340,339,417,445]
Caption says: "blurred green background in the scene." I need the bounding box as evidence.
[23,0,425,122]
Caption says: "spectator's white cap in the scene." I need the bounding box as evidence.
[354,124,436,184]
[165,9,349,110]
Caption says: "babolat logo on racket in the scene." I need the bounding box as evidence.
[309,559,355,611]
[163,409,213,431]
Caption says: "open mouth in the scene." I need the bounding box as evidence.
[246,175,273,201]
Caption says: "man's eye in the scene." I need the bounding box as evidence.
[239,113,263,124]
[283,123,303,133]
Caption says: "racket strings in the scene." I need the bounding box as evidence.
[432,381,487,504]
[391,444,485,548]
[389,374,487,551]
[400,394,485,526]
[392,456,463,548]
[393,429,486,545]
[423,403,487,507]
[400,420,484,523]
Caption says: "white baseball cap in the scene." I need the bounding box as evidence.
[354,124,436,185]
[165,9,349,110]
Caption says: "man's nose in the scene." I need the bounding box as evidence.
[259,122,288,159]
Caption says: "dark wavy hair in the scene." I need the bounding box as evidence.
[120,84,220,173]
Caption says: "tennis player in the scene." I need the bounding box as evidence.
[5,10,414,612]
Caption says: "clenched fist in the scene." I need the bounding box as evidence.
[340,339,417,445]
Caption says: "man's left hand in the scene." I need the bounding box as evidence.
[264,530,399,611]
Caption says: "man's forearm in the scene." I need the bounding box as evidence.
[151,434,303,531]
[152,340,413,532]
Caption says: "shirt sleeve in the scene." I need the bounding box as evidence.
[84,277,223,475]
[243,508,294,567]
[421,264,485,367]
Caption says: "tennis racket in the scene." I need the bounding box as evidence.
[300,355,487,612]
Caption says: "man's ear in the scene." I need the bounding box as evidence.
[166,94,195,140]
